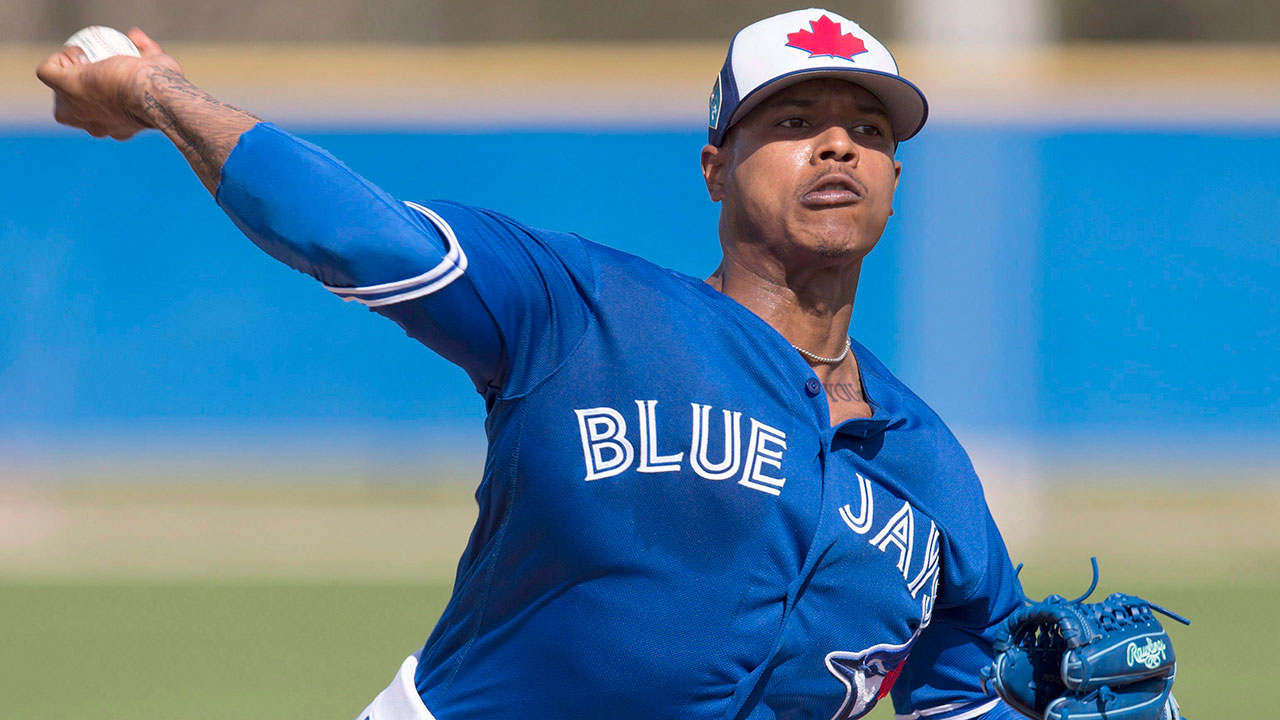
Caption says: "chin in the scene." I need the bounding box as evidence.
[812,242,863,260]
[782,234,869,264]
[795,223,877,262]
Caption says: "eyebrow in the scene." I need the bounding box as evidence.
[765,96,889,119]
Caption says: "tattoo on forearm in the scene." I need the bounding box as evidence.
[135,68,261,193]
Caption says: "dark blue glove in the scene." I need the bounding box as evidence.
[981,559,1190,720]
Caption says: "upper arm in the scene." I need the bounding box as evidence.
[215,123,595,399]
[327,200,596,400]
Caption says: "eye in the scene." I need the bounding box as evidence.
[852,124,883,136]
[777,117,809,129]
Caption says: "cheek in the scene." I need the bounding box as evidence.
[733,145,808,205]
[867,159,898,207]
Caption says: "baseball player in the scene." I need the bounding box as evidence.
[37,9,1157,720]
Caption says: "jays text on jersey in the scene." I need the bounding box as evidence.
[216,123,1025,720]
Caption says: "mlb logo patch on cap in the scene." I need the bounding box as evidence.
[708,8,928,146]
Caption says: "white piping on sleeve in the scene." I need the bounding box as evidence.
[915,697,1001,720]
[324,201,468,307]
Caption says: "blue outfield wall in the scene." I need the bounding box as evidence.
[1,126,1277,464]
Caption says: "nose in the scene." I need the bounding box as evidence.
[813,125,858,166]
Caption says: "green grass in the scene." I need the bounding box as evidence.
[0,583,451,718]
[2,484,1275,717]
[3,580,1269,718]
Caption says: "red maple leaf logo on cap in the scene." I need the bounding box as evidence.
[786,15,868,61]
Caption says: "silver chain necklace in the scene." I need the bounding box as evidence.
[791,337,851,364]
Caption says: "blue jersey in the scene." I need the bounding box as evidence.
[217,124,1025,720]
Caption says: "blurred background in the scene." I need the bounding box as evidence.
[2,0,1276,717]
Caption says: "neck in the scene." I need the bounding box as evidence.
[706,250,863,360]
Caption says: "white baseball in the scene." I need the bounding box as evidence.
[64,26,141,63]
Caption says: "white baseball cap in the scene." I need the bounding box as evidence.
[708,8,928,146]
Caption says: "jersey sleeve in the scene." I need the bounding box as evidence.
[890,505,1025,720]
[214,123,595,401]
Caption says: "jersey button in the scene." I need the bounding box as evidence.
[804,378,821,397]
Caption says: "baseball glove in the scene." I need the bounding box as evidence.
[981,558,1191,720]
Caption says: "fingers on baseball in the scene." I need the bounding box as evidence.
[52,99,79,126]
[107,125,141,141]
[74,117,139,140]
[127,28,163,56]
[64,105,141,139]
[50,96,119,137]
[35,47,83,89]
[126,28,183,75]
[63,45,90,65]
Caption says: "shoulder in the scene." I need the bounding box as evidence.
[421,199,697,291]
[422,200,590,257]
[854,340,1005,604]
[854,340,977,481]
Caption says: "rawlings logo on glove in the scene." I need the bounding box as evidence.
[981,558,1191,720]
[1128,638,1168,670]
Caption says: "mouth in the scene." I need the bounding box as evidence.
[800,173,865,208]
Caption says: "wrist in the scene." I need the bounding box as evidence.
[124,64,182,129]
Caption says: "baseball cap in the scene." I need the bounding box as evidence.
[708,9,928,146]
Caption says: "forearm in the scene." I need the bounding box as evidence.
[121,70,441,287]
[130,67,261,194]
[39,29,452,297]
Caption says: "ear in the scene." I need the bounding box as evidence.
[701,143,728,202]
[889,158,902,217]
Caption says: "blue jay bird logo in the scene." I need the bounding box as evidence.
[824,637,915,720]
